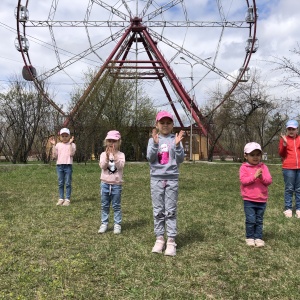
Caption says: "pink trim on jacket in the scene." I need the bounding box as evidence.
[239,162,272,203]
[99,151,125,185]
[53,142,76,164]
[279,135,300,169]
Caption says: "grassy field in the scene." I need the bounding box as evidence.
[1,161,300,299]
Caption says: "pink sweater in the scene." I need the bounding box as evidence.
[53,142,76,164]
[239,162,272,203]
[99,151,125,185]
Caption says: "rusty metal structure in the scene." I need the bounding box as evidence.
[15,0,258,134]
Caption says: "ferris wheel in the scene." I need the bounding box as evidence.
[15,0,258,132]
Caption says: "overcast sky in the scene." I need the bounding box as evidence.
[1,0,300,120]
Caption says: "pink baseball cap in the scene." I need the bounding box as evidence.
[156,111,174,122]
[105,130,121,140]
[244,142,262,154]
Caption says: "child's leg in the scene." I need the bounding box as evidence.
[294,170,300,211]
[111,184,122,225]
[254,202,267,240]
[150,179,165,237]
[282,169,296,211]
[64,165,73,200]
[164,180,178,239]
[100,183,111,224]
[243,200,256,239]
[56,164,65,199]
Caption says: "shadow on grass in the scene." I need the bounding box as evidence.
[177,222,205,249]
[122,218,149,231]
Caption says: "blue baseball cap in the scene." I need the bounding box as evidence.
[286,120,299,128]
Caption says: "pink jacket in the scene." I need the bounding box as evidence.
[53,142,76,164]
[99,151,125,185]
[239,162,272,203]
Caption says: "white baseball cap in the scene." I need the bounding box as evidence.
[59,128,70,135]
[244,142,262,154]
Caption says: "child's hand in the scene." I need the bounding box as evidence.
[70,136,74,143]
[255,168,262,179]
[280,134,287,145]
[49,137,56,145]
[106,144,115,159]
[152,128,159,144]
[175,130,185,146]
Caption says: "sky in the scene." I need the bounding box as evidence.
[1,0,300,122]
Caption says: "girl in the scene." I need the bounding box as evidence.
[279,119,300,218]
[50,128,76,206]
[239,142,272,247]
[147,111,185,256]
[98,130,125,234]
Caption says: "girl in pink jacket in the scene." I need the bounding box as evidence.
[239,142,272,248]
[98,130,125,235]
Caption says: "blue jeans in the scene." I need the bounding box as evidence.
[244,200,266,239]
[56,164,73,200]
[282,169,300,210]
[100,183,122,225]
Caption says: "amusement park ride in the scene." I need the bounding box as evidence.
[15,0,258,140]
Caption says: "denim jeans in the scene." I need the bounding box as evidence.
[244,200,267,239]
[282,169,300,210]
[56,164,73,200]
[100,183,122,225]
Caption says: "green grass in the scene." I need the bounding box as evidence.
[1,162,300,299]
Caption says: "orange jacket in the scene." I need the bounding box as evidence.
[279,135,300,169]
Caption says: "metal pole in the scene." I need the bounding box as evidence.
[190,64,193,161]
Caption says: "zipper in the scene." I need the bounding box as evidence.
[294,138,299,168]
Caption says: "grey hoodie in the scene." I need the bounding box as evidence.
[147,133,184,180]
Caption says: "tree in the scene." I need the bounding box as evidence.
[203,70,286,160]
[0,76,58,163]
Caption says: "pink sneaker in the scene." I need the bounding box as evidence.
[255,239,265,247]
[296,210,300,218]
[152,238,165,253]
[164,239,177,256]
[284,209,292,218]
[62,199,70,206]
[56,199,64,206]
[245,238,255,246]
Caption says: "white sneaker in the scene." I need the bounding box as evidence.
[98,224,108,234]
[114,224,121,234]
[56,199,64,206]
[284,209,292,218]
[164,240,177,256]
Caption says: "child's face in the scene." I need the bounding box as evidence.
[244,149,262,165]
[286,127,298,137]
[60,133,70,143]
[106,139,119,149]
[156,117,174,136]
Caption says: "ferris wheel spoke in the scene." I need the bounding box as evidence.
[144,0,183,21]
[48,0,59,21]
[37,28,125,81]
[92,0,129,21]
[121,0,133,18]
[139,0,153,18]
[148,28,235,83]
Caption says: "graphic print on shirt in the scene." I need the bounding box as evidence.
[158,143,169,164]
[107,159,117,174]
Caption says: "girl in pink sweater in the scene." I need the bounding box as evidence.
[239,142,272,247]
[98,130,125,234]
[50,128,76,206]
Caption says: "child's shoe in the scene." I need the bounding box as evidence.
[255,239,265,247]
[152,237,165,253]
[245,238,255,246]
[164,239,177,256]
[56,199,64,206]
[62,199,70,206]
[296,210,300,218]
[284,209,292,218]
[114,224,121,234]
[98,224,108,234]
